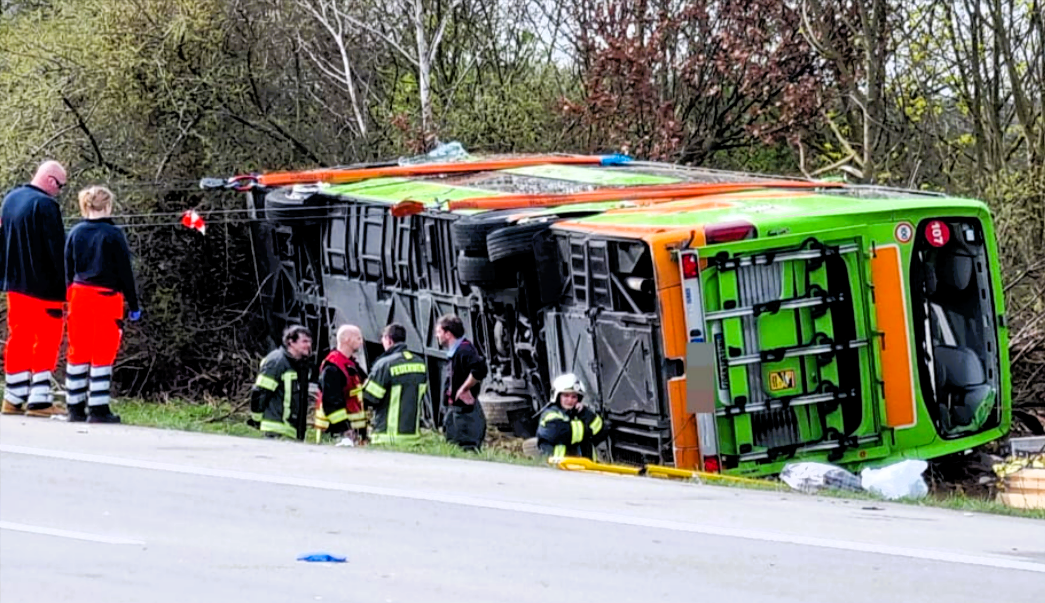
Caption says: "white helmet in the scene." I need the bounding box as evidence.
[550,373,586,404]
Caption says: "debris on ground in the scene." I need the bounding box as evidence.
[860,460,930,500]
[780,462,864,494]
[994,453,1045,510]
[927,450,1004,498]
[780,460,930,500]
[1008,435,1045,457]
[485,429,528,456]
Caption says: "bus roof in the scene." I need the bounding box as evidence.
[302,156,987,238]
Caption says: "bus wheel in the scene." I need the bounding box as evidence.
[451,210,538,257]
[263,187,328,226]
[456,253,510,287]
[479,393,530,430]
[486,220,554,262]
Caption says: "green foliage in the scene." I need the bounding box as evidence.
[0,0,285,398]
[368,431,545,467]
[117,396,544,466]
[116,397,264,438]
[705,144,804,176]
[436,65,577,154]
[960,167,1045,411]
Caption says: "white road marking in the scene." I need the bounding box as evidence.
[0,521,144,546]
[3,444,1043,573]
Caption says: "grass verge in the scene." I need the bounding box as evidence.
[114,398,1043,519]
[115,398,543,467]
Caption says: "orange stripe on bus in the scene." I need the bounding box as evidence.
[660,286,687,359]
[648,230,705,469]
[255,155,610,187]
[668,378,699,470]
[871,245,917,428]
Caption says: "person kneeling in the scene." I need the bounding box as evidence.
[536,373,607,460]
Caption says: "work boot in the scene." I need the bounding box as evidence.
[86,405,121,424]
[25,403,64,418]
[65,402,88,423]
[1,400,24,415]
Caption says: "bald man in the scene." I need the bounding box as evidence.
[1,160,68,417]
[314,324,369,444]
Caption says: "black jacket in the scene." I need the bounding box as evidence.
[442,338,488,449]
[65,218,139,311]
[444,338,488,407]
[249,348,311,440]
[0,184,66,301]
[362,342,428,443]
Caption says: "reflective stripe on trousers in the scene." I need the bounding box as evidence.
[260,419,296,438]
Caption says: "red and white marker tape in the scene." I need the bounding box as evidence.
[181,209,206,235]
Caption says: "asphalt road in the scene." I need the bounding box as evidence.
[1,416,1043,603]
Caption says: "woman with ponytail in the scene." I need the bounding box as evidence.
[63,186,140,423]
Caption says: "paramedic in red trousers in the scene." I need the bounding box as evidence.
[1,160,68,417]
[536,373,607,460]
[62,185,140,423]
[315,324,369,445]
[249,324,313,439]
[435,314,488,452]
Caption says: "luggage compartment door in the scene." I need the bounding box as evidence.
[695,233,888,474]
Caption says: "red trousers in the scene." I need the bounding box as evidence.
[4,292,64,406]
[65,283,125,407]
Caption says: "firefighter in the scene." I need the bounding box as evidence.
[315,324,368,445]
[249,324,313,440]
[361,323,427,445]
[1,160,68,417]
[536,373,607,460]
[435,314,488,452]
[62,185,141,423]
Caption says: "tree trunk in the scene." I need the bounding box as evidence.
[413,0,434,145]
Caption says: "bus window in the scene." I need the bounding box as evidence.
[910,218,1000,437]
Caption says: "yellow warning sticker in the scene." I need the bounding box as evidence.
[769,369,796,391]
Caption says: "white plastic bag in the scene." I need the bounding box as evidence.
[781,462,864,494]
[860,459,929,500]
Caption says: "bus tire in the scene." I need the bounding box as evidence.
[456,253,507,286]
[486,221,554,262]
[479,394,530,430]
[263,187,328,226]
[451,210,535,257]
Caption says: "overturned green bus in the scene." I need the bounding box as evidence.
[203,153,1011,477]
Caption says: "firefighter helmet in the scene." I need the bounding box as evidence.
[550,373,586,404]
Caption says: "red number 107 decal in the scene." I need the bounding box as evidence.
[925,220,950,247]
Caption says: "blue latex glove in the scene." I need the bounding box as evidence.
[297,553,347,563]
[129,310,141,322]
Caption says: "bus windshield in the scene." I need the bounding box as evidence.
[910,218,1001,437]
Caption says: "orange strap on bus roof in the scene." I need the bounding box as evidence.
[248,155,620,188]
[443,180,840,211]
